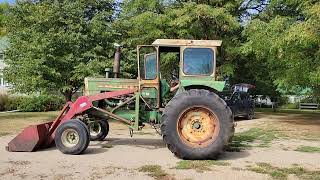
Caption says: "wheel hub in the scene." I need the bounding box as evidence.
[61,129,79,148]
[177,106,220,147]
[89,122,101,136]
[192,122,201,129]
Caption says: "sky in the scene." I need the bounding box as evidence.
[0,0,15,4]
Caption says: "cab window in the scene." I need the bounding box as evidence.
[139,46,157,80]
[144,53,157,79]
[183,48,214,75]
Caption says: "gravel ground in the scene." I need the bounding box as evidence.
[0,112,319,180]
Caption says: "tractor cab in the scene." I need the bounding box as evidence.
[138,39,225,108]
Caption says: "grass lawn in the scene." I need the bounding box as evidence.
[256,108,320,114]
[0,111,59,136]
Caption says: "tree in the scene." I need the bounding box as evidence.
[0,2,9,37]
[114,0,242,80]
[242,1,320,99]
[5,0,116,101]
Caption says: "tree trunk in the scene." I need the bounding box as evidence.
[62,90,73,102]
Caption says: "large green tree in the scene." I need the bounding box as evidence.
[5,0,116,100]
[0,2,9,37]
[242,1,320,98]
[114,0,243,80]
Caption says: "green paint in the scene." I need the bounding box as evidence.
[180,76,225,92]
[160,79,170,98]
[141,88,158,99]
[147,111,158,122]
[84,42,226,132]
[113,109,136,121]
[134,92,140,131]
[85,77,138,95]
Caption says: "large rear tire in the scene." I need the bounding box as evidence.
[161,89,234,160]
[55,119,90,155]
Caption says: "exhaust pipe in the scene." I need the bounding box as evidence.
[113,44,121,78]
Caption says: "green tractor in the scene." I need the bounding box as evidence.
[7,39,234,160]
[84,39,234,159]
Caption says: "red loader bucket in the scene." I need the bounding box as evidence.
[6,122,52,152]
[6,89,137,152]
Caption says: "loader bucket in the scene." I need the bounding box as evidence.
[6,122,52,152]
[6,89,137,153]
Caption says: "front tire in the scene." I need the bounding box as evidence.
[55,119,90,155]
[89,120,109,141]
[161,89,234,160]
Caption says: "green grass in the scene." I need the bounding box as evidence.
[175,160,230,172]
[295,146,320,153]
[227,128,283,151]
[0,111,58,121]
[248,163,320,180]
[255,108,320,114]
[101,144,113,148]
[138,165,169,180]
[0,132,10,137]
[0,111,59,135]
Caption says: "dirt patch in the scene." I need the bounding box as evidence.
[0,168,17,176]
[7,160,31,166]
[53,173,74,180]
[0,112,319,179]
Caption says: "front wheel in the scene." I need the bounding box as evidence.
[55,119,90,155]
[88,120,109,141]
[161,89,234,160]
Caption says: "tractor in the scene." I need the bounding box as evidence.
[7,39,234,160]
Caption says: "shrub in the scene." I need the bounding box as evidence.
[300,96,319,103]
[0,94,9,111]
[5,95,24,111]
[18,94,64,112]
[278,96,289,106]
[0,94,23,111]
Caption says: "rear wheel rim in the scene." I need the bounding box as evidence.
[61,129,80,148]
[89,122,102,136]
[177,106,220,148]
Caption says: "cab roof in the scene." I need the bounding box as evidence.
[152,39,222,47]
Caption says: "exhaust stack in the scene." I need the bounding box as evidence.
[113,44,121,78]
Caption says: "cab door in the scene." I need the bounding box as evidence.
[137,46,160,109]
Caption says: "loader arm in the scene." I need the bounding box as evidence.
[7,89,137,152]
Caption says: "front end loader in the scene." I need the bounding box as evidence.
[7,39,234,160]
